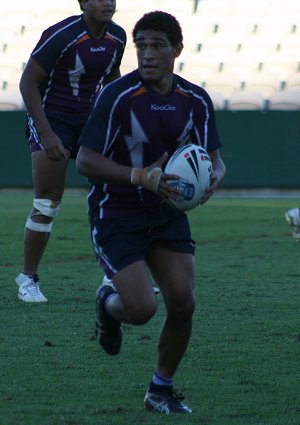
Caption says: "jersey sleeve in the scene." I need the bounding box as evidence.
[30,17,81,74]
[193,87,222,153]
[107,24,127,71]
[205,93,222,152]
[112,47,124,71]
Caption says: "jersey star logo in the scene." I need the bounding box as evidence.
[124,110,149,168]
[68,52,85,98]
[177,110,194,145]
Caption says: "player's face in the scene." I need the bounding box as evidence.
[135,30,183,93]
[82,0,116,25]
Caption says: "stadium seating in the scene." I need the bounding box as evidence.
[285,73,300,90]
[206,90,226,110]
[0,89,24,110]
[227,90,266,110]
[269,89,300,110]
[1,0,300,110]
[221,53,260,80]
[204,72,242,98]
[243,71,282,98]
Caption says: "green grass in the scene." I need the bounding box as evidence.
[1,192,300,425]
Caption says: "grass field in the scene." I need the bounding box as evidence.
[1,191,299,425]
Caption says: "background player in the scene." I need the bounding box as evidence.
[76,11,225,414]
[285,207,300,241]
[16,0,126,302]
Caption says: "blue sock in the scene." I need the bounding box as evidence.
[151,371,174,389]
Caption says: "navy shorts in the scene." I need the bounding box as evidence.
[89,203,196,279]
[27,114,86,159]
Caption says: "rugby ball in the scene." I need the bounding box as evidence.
[164,144,212,211]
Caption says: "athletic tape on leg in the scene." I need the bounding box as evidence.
[26,217,53,232]
[33,199,61,217]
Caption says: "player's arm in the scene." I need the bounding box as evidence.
[76,146,179,198]
[201,149,226,204]
[76,146,131,184]
[19,58,67,161]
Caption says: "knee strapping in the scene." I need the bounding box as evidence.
[33,199,61,218]
[26,217,53,232]
[25,199,61,232]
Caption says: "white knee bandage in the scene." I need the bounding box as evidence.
[25,199,61,233]
[33,199,61,218]
[26,217,53,232]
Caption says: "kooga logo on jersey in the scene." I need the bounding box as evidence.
[90,47,106,52]
[151,104,176,111]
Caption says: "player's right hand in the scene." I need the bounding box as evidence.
[131,153,180,199]
[41,132,68,161]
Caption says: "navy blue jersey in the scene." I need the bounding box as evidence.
[31,15,126,119]
[79,70,222,218]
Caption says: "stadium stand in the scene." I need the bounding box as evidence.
[0,89,24,110]
[206,90,226,111]
[243,71,282,99]
[285,73,300,90]
[227,90,266,111]
[204,71,242,98]
[269,89,300,110]
[1,0,300,110]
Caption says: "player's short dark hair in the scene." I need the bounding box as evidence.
[132,11,183,47]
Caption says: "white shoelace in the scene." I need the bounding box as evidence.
[24,281,40,296]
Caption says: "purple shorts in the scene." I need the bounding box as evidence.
[89,203,195,279]
[26,114,87,159]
